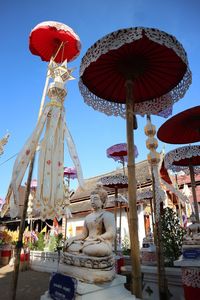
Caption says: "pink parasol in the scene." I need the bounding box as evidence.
[64,166,77,180]
[106,142,138,162]
[79,26,191,298]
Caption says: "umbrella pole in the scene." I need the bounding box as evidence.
[114,187,118,253]
[125,80,142,298]
[119,201,122,248]
[189,164,199,222]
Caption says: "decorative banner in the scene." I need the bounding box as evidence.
[0,132,10,156]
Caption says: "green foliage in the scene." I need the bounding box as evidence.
[121,235,131,255]
[55,233,64,250]
[47,235,57,252]
[160,207,186,267]
[29,232,45,251]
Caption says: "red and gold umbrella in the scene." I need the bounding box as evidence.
[79,26,191,298]
[157,105,200,144]
[157,106,200,222]
[164,145,200,222]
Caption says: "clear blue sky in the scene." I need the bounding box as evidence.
[0,0,199,198]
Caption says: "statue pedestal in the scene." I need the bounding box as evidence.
[60,252,115,283]
[40,275,138,300]
[75,275,137,299]
[58,262,115,283]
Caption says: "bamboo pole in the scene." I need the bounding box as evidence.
[119,201,122,247]
[114,187,118,253]
[189,164,199,222]
[125,80,142,298]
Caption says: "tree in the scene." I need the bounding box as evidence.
[160,207,186,267]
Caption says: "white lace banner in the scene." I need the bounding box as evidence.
[182,267,200,288]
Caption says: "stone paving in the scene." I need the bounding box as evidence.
[0,264,50,300]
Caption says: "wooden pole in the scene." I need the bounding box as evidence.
[125,80,142,298]
[189,164,199,222]
[114,187,118,253]
[119,201,122,247]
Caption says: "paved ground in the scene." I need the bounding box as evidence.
[0,264,50,300]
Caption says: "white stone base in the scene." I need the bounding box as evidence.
[40,275,140,300]
[58,262,115,284]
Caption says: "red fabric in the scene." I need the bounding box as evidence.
[160,160,172,184]
[157,106,200,144]
[183,285,200,300]
[29,25,81,63]
[20,253,30,261]
[173,153,200,167]
[82,33,187,103]
[1,250,11,257]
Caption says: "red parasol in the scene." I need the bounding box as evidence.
[164,145,200,222]
[79,26,191,298]
[157,106,200,144]
[29,21,81,63]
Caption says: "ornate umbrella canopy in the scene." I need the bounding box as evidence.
[164,145,200,222]
[64,166,77,180]
[100,173,128,190]
[157,106,200,144]
[29,21,81,63]
[164,145,200,172]
[79,27,191,118]
[79,26,192,298]
[106,143,138,163]
[79,27,191,298]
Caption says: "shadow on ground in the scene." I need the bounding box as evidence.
[0,265,50,300]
